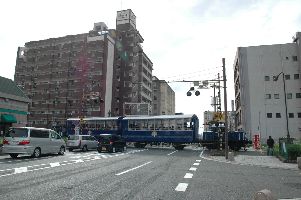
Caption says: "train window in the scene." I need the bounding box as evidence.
[169,119,176,130]
[96,121,105,129]
[176,119,184,130]
[149,120,155,130]
[87,120,96,130]
[105,121,112,129]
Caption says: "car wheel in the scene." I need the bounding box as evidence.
[58,146,65,155]
[9,153,18,159]
[32,148,41,158]
[97,148,102,153]
[82,145,88,152]
[68,148,73,152]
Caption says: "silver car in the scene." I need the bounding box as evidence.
[66,135,98,152]
[2,127,65,158]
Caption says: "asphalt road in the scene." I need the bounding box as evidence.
[0,146,300,200]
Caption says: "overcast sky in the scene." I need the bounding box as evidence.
[1,0,301,129]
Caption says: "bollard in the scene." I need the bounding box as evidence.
[253,189,275,200]
[228,152,235,161]
[297,157,301,170]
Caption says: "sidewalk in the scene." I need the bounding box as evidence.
[205,147,299,170]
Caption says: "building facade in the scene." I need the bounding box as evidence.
[233,32,301,142]
[152,76,175,115]
[0,76,30,134]
[111,9,153,116]
[15,22,115,128]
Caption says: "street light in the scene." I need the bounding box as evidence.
[273,72,290,139]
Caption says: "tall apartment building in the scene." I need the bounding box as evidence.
[233,32,301,142]
[152,76,175,115]
[111,9,153,116]
[14,22,115,128]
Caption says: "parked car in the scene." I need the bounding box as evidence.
[2,127,65,158]
[97,134,126,153]
[67,135,98,152]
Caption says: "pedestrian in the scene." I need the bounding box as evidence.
[266,136,275,156]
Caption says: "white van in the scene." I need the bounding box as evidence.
[2,127,66,158]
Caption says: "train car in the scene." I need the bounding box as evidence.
[120,114,199,150]
[66,117,123,137]
[66,114,200,150]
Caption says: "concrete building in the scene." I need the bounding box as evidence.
[15,22,115,128]
[233,32,301,142]
[152,76,175,115]
[111,9,153,116]
[0,76,30,133]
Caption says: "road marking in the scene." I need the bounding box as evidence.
[184,173,193,179]
[115,161,152,176]
[189,167,197,171]
[167,150,178,156]
[196,159,202,162]
[14,167,27,174]
[73,159,84,163]
[199,150,204,157]
[50,162,60,167]
[193,163,200,166]
[175,183,188,192]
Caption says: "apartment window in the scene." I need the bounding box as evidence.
[298,113,301,118]
[292,56,298,61]
[285,74,290,80]
[274,94,279,99]
[288,113,294,118]
[287,93,292,99]
[296,93,301,98]
[267,113,272,118]
[264,76,270,81]
[294,74,300,79]
[265,94,271,99]
[276,113,281,118]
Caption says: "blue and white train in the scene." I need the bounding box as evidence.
[66,114,200,150]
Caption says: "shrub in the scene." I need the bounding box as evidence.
[287,144,301,161]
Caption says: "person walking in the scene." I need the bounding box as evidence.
[266,136,275,156]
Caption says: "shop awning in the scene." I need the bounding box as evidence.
[1,114,17,123]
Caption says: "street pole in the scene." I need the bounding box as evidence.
[282,73,290,139]
[222,58,229,160]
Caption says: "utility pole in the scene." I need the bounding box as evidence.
[222,58,229,160]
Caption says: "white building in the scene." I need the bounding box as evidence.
[233,32,301,143]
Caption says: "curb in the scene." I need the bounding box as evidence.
[201,155,299,171]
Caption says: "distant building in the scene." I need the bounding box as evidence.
[152,76,175,115]
[203,111,235,131]
[111,9,153,116]
[233,32,301,141]
[0,76,30,133]
[15,22,115,128]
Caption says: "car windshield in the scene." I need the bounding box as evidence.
[68,135,80,140]
[5,128,28,138]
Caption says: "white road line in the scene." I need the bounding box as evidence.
[73,159,84,163]
[167,150,178,156]
[50,162,60,167]
[189,167,197,171]
[184,173,193,179]
[199,150,204,157]
[14,167,27,174]
[175,183,189,192]
[115,161,152,176]
[193,163,200,166]
[196,159,202,162]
